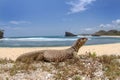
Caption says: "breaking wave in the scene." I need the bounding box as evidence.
[0,37,77,41]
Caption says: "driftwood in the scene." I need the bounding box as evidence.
[16,38,88,62]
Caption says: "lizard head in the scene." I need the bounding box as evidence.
[78,38,88,45]
[72,37,88,52]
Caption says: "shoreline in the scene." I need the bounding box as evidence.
[0,43,120,60]
[0,42,120,48]
[100,35,120,38]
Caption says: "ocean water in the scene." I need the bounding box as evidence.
[0,36,120,47]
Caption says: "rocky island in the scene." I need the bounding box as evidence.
[65,32,77,37]
[0,30,4,39]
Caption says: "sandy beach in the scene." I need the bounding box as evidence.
[0,43,120,60]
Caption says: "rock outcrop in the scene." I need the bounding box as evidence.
[0,30,4,39]
[65,32,77,37]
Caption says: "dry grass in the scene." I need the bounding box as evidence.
[9,62,37,76]
[0,58,14,64]
[97,55,120,80]
[88,52,120,80]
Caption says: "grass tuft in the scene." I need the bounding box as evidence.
[0,58,14,64]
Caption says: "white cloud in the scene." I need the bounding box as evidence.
[84,28,93,31]
[112,19,120,26]
[99,19,120,30]
[67,0,96,14]
[99,24,105,28]
[9,21,30,25]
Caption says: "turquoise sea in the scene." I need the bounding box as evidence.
[0,36,120,47]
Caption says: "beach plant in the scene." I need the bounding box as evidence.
[98,55,119,64]
[6,77,9,80]
[9,62,37,76]
[0,58,14,64]
[72,75,82,80]
[9,64,17,76]
[97,55,120,79]
[89,52,97,58]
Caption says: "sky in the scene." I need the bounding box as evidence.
[0,0,120,37]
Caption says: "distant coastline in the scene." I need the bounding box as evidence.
[92,30,120,36]
[68,29,120,37]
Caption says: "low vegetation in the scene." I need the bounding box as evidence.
[0,53,120,80]
[92,30,120,36]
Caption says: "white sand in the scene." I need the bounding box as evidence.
[0,43,120,60]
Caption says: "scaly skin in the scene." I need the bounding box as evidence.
[16,38,88,62]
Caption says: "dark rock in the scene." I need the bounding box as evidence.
[65,32,77,37]
[0,30,4,39]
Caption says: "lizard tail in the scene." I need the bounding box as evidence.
[16,51,44,63]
